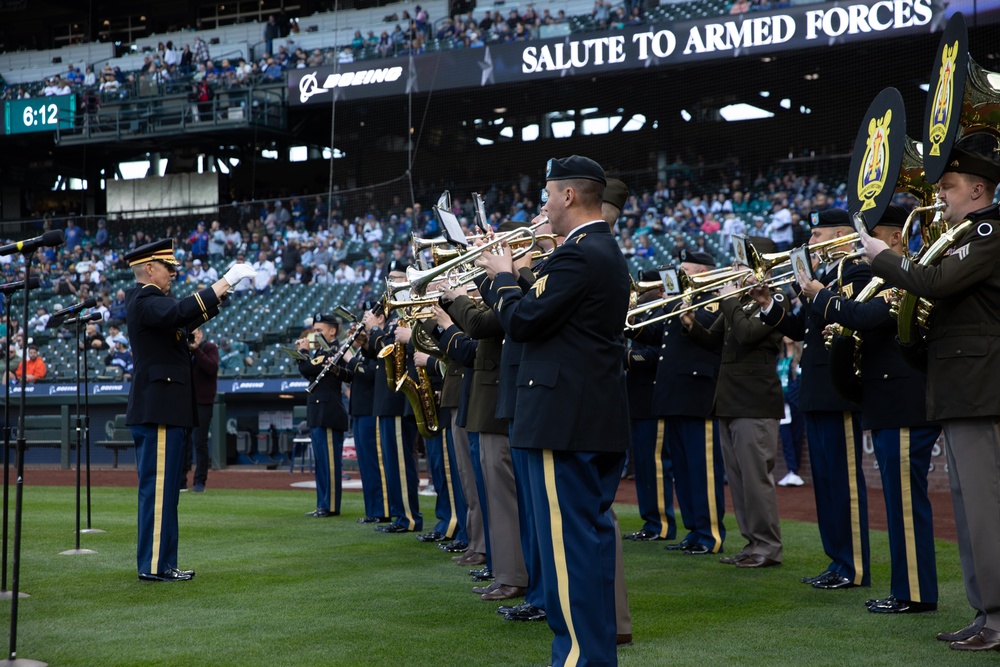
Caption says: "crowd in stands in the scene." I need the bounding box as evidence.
[0,0,805,103]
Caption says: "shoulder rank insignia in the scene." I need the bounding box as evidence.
[704,302,719,313]
[531,275,548,297]
[842,283,854,299]
[876,288,893,302]
[311,356,326,365]
[956,242,971,260]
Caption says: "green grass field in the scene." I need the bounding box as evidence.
[0,485,976,666]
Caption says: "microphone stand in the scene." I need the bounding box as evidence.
[5,249,47,666]
[60,315,96,556]
[79,316,101,535]
[0,293,26,601]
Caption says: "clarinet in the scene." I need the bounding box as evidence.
[305,322,365,394]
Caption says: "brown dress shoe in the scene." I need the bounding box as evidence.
[472,581,500,595]
[455,552,487,566]
[735,554,780,569]
[950,628,1000,651]
[481,584,526,601]
[616,633,633,646]
[937,622,983,642]
[719,553,749,565]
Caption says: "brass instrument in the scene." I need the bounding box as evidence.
[378,341,440,439]
[390,216,550,297]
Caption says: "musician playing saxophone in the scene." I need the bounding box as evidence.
[296,313,352,517]
[859,147,1000,650]
[806,204,940,614]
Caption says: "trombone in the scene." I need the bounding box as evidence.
[391,216,551,297]
[625,269,797,331]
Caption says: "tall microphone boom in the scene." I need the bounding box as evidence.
[51,297,97,320]
[63,312,103,326]
[0,229,65,257]
[0,277,39,296]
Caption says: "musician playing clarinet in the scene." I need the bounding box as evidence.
[297,312,352,517]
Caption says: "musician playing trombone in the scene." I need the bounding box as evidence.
[296,313,352,518]
[681,237,788,569]
[751,208,873,590]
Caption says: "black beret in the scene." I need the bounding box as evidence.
[944,146,1000,184]
[639,269,660,282]
[675,248,715,266]
[387,259,410,273]
[877,204,910,228]
[545,155,607,185]
[603,178,629,210]
[748,236,776,255]
[314,312,340,326]
[809,208,852,228]
[124,238,180,267]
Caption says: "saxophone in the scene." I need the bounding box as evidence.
[377,341,441,440]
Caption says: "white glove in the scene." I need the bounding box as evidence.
[223,263,256,288]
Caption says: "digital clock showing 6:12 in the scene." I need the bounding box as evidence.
[4,95,76,135]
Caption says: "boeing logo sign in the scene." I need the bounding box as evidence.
[288,0,954,107]
[296,66,404,104]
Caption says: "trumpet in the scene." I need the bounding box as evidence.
[391,217,550,297]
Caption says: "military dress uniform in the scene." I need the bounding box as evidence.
[297,315,351,517]
[487,156,631,667]
[686,291,789,567]
[365,322,422,532]
[815,205,940,612]
[445,290,527,599]
[125,239,222,581]
[432,352,469,548]
[631,286,725,553]
[346,348,389,523]
[760,210,872,588]
[870,151,1000,645]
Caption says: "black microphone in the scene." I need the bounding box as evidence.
[0,229,65,257]
[63,312,102,326]
[51,297,97,320]
[0,277,39,296]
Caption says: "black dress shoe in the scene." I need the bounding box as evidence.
[470,568,494,581]
[865,595,894,608]
[812,572,857,589]
[356,516,381,524]
[624,529,664,541]
[306,509,337,517]
[504,604,547,621]
[938,622,984,642]
[139,570,193,582]
[867,598,937,614]
[801,570,832,584]
[377,523,411,533]
[683,544,712,555]
[497,601,528,615]
[416,531,447,542]
[735,554,780,568]
[664,541,691,551]
[440,540,468,553]
[950,628,1000,651]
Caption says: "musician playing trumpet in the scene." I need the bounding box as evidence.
[296,313,352,518]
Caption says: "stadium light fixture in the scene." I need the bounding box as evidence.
[719,104,774,122]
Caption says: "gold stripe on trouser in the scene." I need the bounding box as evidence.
[705,419,722,553]
[327,429,336,509]
[395,416,415,529]
[543,450,581,667]
[375,419,390,518]
[150,426,168,575]
[900,429,920,602]
[655,419,669,538]
[442,428,458,538]
[844,414,864,585]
